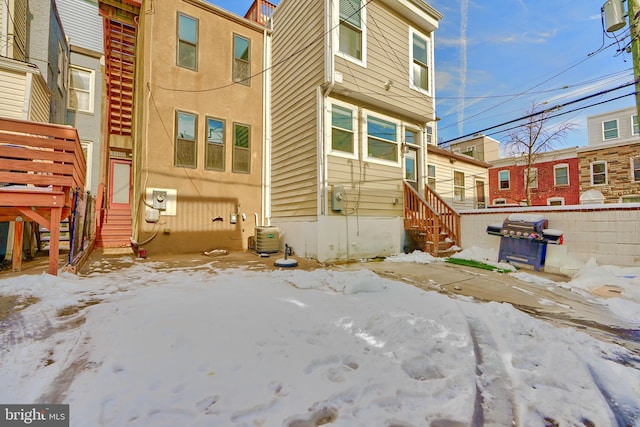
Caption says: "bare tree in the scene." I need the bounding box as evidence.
[504,101,577,206]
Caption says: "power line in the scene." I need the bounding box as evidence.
[439,79,638,145]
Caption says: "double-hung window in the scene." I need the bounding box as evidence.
[602,119,618,140]
[498,170,510,190]
[331,104,355,155]
[177,14,198,70]
[410,29,429,93]
[454,171,465,202]
[175,111,197,168]
[206,118,225,171]
[68,66,94,113]
[233,34,251,85]
[367,116,398,162]
[525,168,538,189]
[427,164,436,189]
[554,164,569,186]
[632,156,640,182]
[633,115,639,135]
[339,0,364,61]
[233,123,251,173]
[591,161,607,185]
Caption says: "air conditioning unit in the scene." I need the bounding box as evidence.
[255,226,279,253]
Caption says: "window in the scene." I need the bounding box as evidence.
[68,66,94,113]
[405,128,418,145]
[410,29,429,92]
[632,157,640,182]
[591,161,607,185]
[175,111,197,168]
[525,168,538,189]
[233,123,250,173]
[81,141,92,191]
[427,164,436,189]
[547,197,564,206]
[498,170,510,190]
[233,34,251,85]
[493,198,506,206]
[462,145,475,158]
[633,115,639,135]
[426,126,433,144]
[331,104,355,154]
[602,119,618,140]
[339,0,364,61]
[177,13,198,70]
[554,164,569,186]
[621,195,640,203]
[367,115,398,162]
[454,171,465,202]
[205,118,224,171]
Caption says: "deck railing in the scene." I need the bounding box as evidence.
[403,181,441,254]
[424,184,460,247]
[244,0,276,25]
[0,117,86,195]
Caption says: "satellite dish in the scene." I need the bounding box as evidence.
[603,0,626,32]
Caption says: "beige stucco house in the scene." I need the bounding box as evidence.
[95,0,268,254]
[269,0,442,261]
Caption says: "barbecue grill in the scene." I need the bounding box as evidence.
[486,213,563,271]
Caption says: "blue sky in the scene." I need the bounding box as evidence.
[209,0,635,148]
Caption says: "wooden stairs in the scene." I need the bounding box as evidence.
[97,209,131,248]
[403,181,460,257]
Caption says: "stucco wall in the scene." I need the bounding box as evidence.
[460,204,640,272]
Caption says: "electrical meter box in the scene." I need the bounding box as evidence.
[331,185,344,211]
[152,190,168,210]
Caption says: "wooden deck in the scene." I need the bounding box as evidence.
[0,117,86,275]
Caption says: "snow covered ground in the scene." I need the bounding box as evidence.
[1,249,639,426]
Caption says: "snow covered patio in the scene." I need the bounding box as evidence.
[0,249,639,426]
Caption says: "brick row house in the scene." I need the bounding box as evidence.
[488,106,640,206]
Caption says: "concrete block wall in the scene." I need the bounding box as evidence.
[459,204,640,273]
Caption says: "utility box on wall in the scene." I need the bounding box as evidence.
[145,188,177,216]
[331,185,344,211]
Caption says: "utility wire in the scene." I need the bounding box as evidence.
[439,79,638,145]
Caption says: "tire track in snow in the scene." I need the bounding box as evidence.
[464,312,517,427]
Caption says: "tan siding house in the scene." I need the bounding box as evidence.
[131,0,267,253]
[270,0,442,261]
[0,58,50,122]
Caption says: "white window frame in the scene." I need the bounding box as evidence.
[409,27,431,95]
[327,99,359,160]
[632,156,640,183]
[427,164,436,189]
[81,141,92,191]
[621,195,640,203]
[553,163,569,186]
[67,65,95,114]
[590,161,607,186]
[602,119,619,140]
[524,168,538,189]
[493,198,506,206]
[498,170,510,190]
[453,170,465,202]
[547,197,565,206]
[632,115,639,135]
[363,110,400,167]
[335,0,367,67]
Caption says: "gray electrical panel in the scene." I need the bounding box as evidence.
[331,185,344,211]
[152,190,168,210]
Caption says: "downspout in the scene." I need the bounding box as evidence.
[262,22,272,227]
[1,0,8,58]
[319,0,335,217]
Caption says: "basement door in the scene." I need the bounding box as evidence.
[109,158,132,210]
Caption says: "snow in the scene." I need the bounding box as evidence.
[1,251,640,426]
